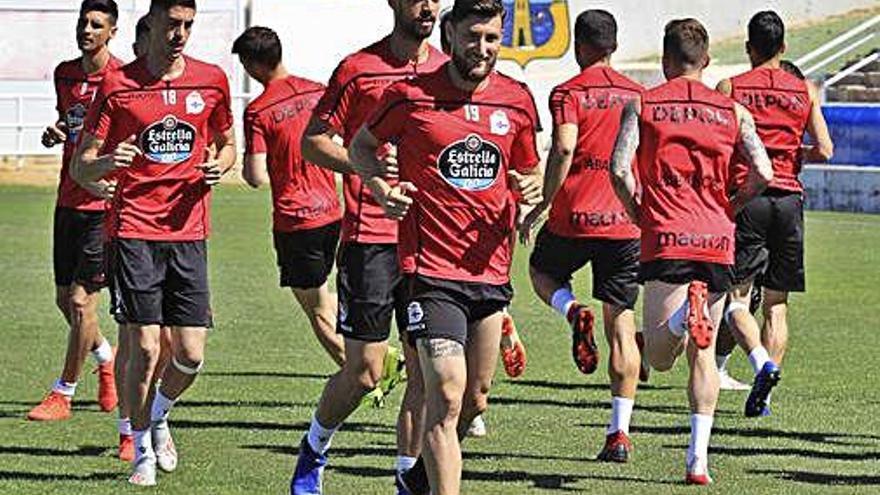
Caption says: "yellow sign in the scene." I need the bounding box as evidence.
[500,0,571,67]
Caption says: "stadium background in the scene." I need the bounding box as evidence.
[0,1,878,494]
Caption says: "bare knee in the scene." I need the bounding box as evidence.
[343,360,383,393]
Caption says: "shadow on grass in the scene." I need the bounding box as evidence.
[508,378,676,392]
[177,399,315,409]
[243,444,594,463]
[706,445,880,462]
[581,423,880,444]
[172,419,393,434]
[0,470,118,482]
[202,370,329,380]
[750,469,880,485]
[495,396,734,417]
[0,445,106,457]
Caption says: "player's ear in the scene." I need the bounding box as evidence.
[779,41,786,56]
[110,25,118,40]
[703,53,710,70]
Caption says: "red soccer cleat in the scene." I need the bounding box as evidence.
[568,304,598,374]
[26,391,72,421]
[687,281,713,350]
[118,434,135,462]
[635,332,650,382]
[597,430,633,463]
[500,313,527,378]
[685,457,713,485]
[94,361,118,412]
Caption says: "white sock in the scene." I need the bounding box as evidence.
[396,455,417,475]
[307,415,338,455]
[715,353,731,372]
[667,299,689,337]
[133,429,154,461]
[118,417,132,436]
[607,397,635,435]
[747,346,771,375]
[150,389,176,424]
[91,338,113,365]
[687,414,714,466]
[550,287,576,318]
[53,379,77,397]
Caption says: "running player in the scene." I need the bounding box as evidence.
[290,2,445,494]
[233,27,345,367]
[717,11,833,417]
[518,9,643,462]
[609,18,773,484]
[354,1,542,493]
[28,0,121,423]
[72,0,236,486]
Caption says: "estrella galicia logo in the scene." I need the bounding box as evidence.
[437,134,502,191]
[140,115,196,164]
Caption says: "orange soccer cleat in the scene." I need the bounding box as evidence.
[94,360,118,412]
[500,313,527,378]
[568,304,598,374]
[26,391,72,421]
[118,434,135,462]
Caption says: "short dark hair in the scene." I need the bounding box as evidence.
[150,0,196,12]
[748,11,785,61]
[448,0,505,24]
[80,0,118,24]
[663,18,709,67]
[232,27,283,69]
[780,59,805,80]
[439,8,452,53]
[135,15,150,39]
[574,10,617,54]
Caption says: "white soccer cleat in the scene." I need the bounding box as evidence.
[128,455,157,486]
[152,420,178,472]
[466,415,487,438]
[718,368,751,391]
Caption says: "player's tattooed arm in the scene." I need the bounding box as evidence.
[350,125,415,220]
[730,104,773,212]
[419,338,465,359]
[610,100,642,225]
[301,117,357,174]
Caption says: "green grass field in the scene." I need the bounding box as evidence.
[1,185,879,494]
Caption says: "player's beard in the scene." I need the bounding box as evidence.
[452,51,496,83]
[398,13,436,41]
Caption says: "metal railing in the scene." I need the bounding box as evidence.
[795,14,880,85]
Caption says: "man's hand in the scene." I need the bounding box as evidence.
[198,160,224,186]
[378,143,399,179]
[509,170,542,206]
[112,135,142,170]
[82,180,117,201]
[41,122,68,148]
[370,178,416,220]
[517,201,548,245]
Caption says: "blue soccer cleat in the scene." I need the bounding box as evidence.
[399,457,430,495]
[290,436,327,495]
[745,361,780,417]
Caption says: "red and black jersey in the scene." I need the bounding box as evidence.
[368,65,540,285]
[83,55,233,241]
[313,37,447,244]
[637,77,739,265]
[244,75,341,232]
[548,66,642,239]
[54,55,123,211]
[730,67,810,193]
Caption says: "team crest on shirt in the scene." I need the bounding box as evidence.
[500,0,571,67]
[65,103,87,142]
[437,134,502,191]
[490,110,510,136]
[186,91,206,115]
[141,115,196,164]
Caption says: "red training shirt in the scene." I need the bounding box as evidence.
[637,78,739,266]
[368,65,540,285]
[54,55,123,211]
[83,55,233,241]
[313,37,447,244]
[548,66,642,239]
[729,67,810,193]
[244,75,341,232]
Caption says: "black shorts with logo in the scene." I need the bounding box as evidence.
[404,275,513,347]
[53,207,106,289]
[273,221,340,289]
[336,242,408,342]
[639,259,734,294]
[110,238,212,327]
[529,225,640,310]
[734,189,805,292]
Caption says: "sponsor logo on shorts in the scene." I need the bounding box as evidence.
[656,231,731,253]
[338,301,351,332]
[437,134,502,191]
[140,115,196,164]
[186,91,205,115]
[406,301,426,333]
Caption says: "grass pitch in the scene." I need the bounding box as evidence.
[0,185,878,494]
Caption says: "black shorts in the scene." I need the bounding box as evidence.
[639,259,734,294]
[734,190,805,292]
[273,221,340,289]
[404,275,513,347]
[53,207,106,289]
[336,242,408,342]
[105,241,127,325]
[529,225,640,309]
[110,238,212,327]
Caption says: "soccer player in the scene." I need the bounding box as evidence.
[518,9,643,462]
[132,14,150,58]
[352,1,543,493]
[291,2,446,493]
[232,27,345,367]
[72,0,236,486]
[716,11,833,417]
[28,0,122,423]
[610,18,773,484]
